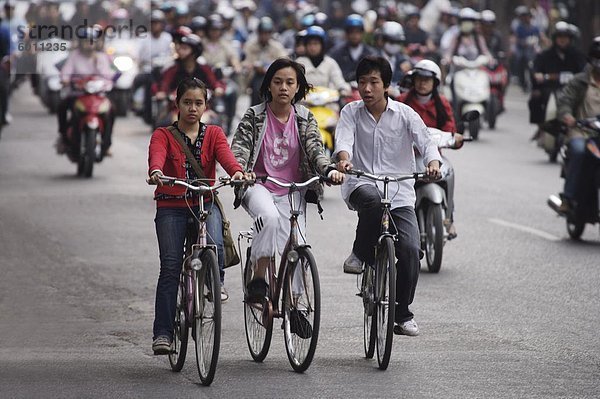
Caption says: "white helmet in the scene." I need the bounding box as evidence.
[381,21,405,43]
[459,7,480,21]
[412,59,442,85]
[481,10,496,23]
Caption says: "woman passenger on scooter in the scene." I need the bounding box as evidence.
[148,77,246,355]
[397,59,463,239]
[230,58,344,303]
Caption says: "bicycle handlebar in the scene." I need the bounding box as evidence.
[255,175,328,188]
[147,175,253,193]
[346,169,426,182]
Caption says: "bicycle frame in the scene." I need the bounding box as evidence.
[240,175,323,318]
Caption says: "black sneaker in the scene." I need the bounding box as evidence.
[289,309,312,339]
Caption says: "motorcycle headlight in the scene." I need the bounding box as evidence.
[114,56,134,72]
[98,98,111,114]
[74,99,86,113]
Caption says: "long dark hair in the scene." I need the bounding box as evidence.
[259,58,312,104]
[405,87,450,129]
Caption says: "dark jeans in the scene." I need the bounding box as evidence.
[564,137,587,200]
[349,185,421,323]
[153,204,224,340]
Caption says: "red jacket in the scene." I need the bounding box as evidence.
[148,125,243,208]
[397,91,457,133]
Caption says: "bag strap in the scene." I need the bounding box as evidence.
[167,124,231,223]
[166,124,206,179]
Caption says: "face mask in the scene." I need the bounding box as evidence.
[460,21,474,33]
[384,43,401,55]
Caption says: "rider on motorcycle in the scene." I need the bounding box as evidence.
[242,16,288,105]
[510,6,545,92]
[480,10,505,59]
[555,36,600,213]
[295,25,350,95]
[134,10,173,124]
[398,60,463,239]
[56,27,115,154]
[529,21,586,140]
[328,14,378,83]
[443,7,491,65]
[156,33,224,103]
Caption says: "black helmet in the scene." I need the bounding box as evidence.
[179,33,203,57]
[588,36,600,65]
[190,16,207,33]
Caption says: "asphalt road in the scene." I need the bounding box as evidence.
[0,83,599,398]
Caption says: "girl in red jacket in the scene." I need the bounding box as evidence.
[148,77,244,355]
[398,60,463,240]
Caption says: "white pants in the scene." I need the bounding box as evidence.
[242,184,307,264]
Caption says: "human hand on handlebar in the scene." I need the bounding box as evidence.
[426,160,441,180]
[326,169,345,185]
[562,114,576,127]
[336,159,353,172]
[148,170,164,186]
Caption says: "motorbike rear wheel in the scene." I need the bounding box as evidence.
[566,217,585,240]
[468,118,480,140]
[487,94,499,130]
[425,203,444,273]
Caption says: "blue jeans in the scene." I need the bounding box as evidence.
[153,204,224,340]
[349,185,421,323]
[564,137,587,200]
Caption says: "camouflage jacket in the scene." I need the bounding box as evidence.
[231,102,331,191]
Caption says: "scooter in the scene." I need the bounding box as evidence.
[547,115,600,239]
[302,86,340,156]
[105,36,139,117]
[64,76,114,178]
[132,54,174,125]
[448,55,491,140]
[35,37,71,114]
[482,54,508,130]
[415,111,477,272]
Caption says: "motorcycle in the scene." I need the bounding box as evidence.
[105,36,139,117]
[482,54,508,130]
[302,86,340,156]
[415,111,478,272]
[35,37,71,114]
[535,72,575,162]
[448,55,491,140]
[132,54,174,125]
[213,64,238,136]
[547,115,600,239]
[64,76,114,178]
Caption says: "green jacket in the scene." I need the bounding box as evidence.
[231,102,331,192]
[557,64,593,120]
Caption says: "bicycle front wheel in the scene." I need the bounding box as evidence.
[362,264,376,359]
[376,237,396,370]
[243,256,273,362]
[169,274,189,371]
[193,249,221,386]
[282,247,321,372]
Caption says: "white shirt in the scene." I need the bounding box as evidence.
[295,55,351,93]
[333,98,442,209]
[138,31,173,67]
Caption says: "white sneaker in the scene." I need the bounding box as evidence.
[343,252,363,274]
[394,319,419,336]
[220,285,229,302]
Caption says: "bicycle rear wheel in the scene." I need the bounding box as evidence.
[193,249,221,386]
[282,247,321,372]
[376,237,396,370]
[168,274,189,371]
[362,264,376,359]
[243,256,273,362]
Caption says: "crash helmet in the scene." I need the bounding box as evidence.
[344,13,364,31]
[404,4,421,20]
[151,9,166,23]
[412,59,442,85]
[481,9,496,24]
[459,7,480,21]
[381,21,405,43]
[300,13,315,29]
[257,16,275,33]
[179,33,203,57]
[172,25,192,43]
[207,13,224,30]
[552,21,574,40]
[305,25,327,42]
[189,16,207,33]
[515,5,531,17]
[314,12,328,28]
[588,36,600,67]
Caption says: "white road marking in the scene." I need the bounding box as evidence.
[489,218,561,241]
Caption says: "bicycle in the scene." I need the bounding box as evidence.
[148,175,242,386]
[237,175,326,372]
[347,169,425,370]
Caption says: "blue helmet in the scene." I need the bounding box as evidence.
[345,14,364,30]
[305,25,327,42]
